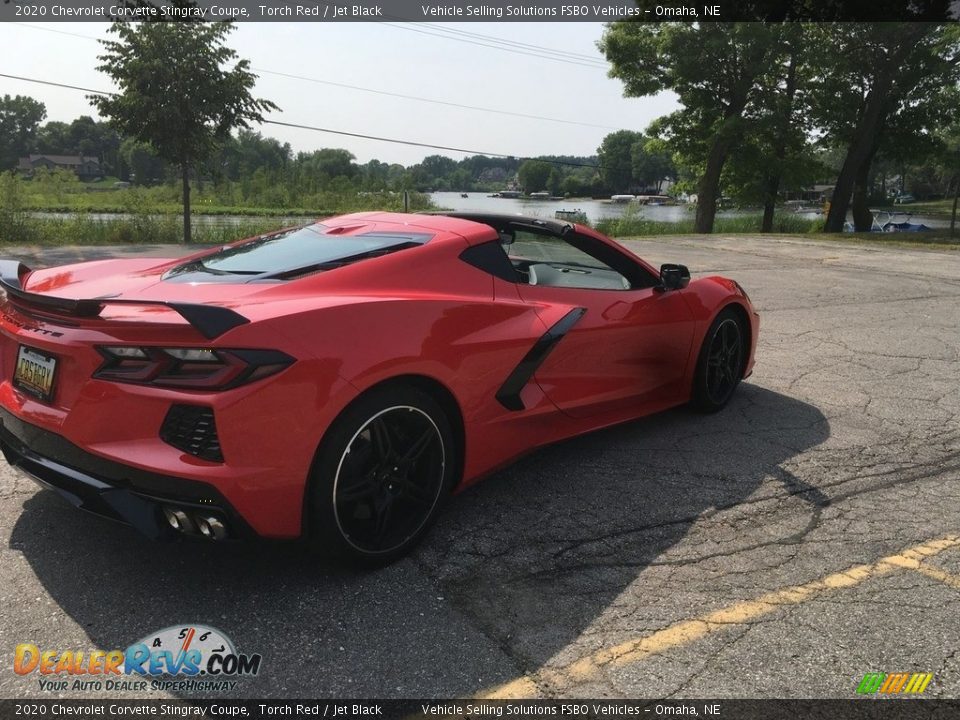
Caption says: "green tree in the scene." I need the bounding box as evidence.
[939,95,960,237]
[90,22,277,242]
[119,137,167,184]
[597,130,643,193]
[518,159,551,193]
[631,137,675,193]
[809,23,960,232]
[0,95,46,171]
[35,121,71,156]
[299,149,358,186]
[219,129,290,181]
[601,23,783,232]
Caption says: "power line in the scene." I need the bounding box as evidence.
[14,22,618,130]
[379,23,608,70]
[404,22,608,65]
[0,74,109,97]
[251,68,618,130]
[16,17,609,70]
[0,72,603,169]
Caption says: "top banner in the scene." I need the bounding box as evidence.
[1,0,958,22]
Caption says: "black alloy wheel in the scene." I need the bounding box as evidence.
[693,309,746,412]
[308,385,455,563]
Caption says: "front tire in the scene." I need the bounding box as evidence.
[307,385,455,565]
[691,308,746,412]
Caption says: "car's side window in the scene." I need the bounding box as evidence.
[506,230,633,291]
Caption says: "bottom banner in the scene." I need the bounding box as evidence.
[2,699,959,720]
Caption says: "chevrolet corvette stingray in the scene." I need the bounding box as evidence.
[0,212,758,562]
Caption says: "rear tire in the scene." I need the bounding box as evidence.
[307,385,455,565]
[691,308,746,413]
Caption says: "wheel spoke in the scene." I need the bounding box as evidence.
[724,324,737,353]
[368,417,394,461]
[395,428,435,467]
[337,475,377,503]
[399,477,434,505]
[373,498,393,542]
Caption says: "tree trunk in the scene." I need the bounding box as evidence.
[824,27,927,233]
[694,136,732,233]
[181,164,191,244]
[824,91,888,233]
[761,53,798,233]
[851,157,875,231]
[760,190,780,232]
[693,33,778,234]
[951,173,959,238]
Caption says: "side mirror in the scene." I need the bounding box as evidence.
[658,263,690,291]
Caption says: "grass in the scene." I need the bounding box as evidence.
[596,206,959,249]
[3,171,435,218]
[876,198,956,215]
[595,211,823,237]
[0,215,292,246]
[0,171,437,245]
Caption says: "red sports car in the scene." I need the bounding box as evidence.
[0,212,758,562]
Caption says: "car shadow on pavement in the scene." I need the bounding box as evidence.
[8,383,828,698]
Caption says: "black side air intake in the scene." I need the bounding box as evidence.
[160,405,224,463]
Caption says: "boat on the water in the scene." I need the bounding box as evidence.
[555,209,588,223]
[844,210,932,233]
[610,194,635,203]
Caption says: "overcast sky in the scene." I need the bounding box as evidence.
[0,21,679,166]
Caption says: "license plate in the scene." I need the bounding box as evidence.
[13,345,58,403]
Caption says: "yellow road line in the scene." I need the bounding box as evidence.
[480,534,960,699]
[911,563,960,590]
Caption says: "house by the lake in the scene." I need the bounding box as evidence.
[17,154,103,181]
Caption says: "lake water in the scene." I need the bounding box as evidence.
[29,196,948,230]
[428,192,690,222]
[428,192,950,229]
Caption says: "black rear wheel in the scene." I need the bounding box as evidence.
[692,308,746,412]
[308,385,455,564]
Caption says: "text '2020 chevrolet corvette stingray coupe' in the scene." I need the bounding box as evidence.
[0,212,758,562]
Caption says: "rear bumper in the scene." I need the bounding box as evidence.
[0,407,255,541]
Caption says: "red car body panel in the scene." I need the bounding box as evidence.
[0,212,758,540]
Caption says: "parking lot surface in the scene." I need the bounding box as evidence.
[1,234,959,700]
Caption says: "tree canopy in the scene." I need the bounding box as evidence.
[600,22,784,232]
[0,95,46,171]
[89,21,277,242]
[807,23,960,231]
[518,159,552,193]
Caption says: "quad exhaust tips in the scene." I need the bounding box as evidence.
[163,506,228,540]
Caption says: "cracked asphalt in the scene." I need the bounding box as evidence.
[1,234,959,700]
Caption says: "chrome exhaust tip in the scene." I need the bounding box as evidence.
[163,507,195,534]
[195,515,228,541]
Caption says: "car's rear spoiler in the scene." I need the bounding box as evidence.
[0,260,249,340]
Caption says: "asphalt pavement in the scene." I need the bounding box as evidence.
[1,234,959,700]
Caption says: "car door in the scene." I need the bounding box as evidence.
[509,228,696,419]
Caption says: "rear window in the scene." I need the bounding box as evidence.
[165,224,432,281]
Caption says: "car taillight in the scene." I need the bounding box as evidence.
[94,347,294,390]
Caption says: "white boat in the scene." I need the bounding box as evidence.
[610,194,635,203]
[555,209,588,223]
